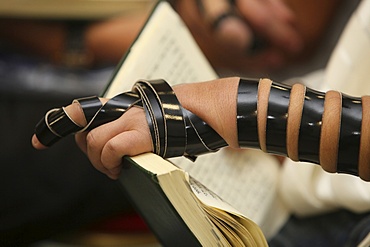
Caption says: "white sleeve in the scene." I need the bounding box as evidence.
[279,159,370,216]
[279,0,370,217]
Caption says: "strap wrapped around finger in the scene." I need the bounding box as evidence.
[35,92,140,147]
[35,79,227,161]
[35,107,84,146]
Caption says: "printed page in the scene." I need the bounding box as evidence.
[104,1,217,98]
[171,149,290,238]
[188,176,245,216]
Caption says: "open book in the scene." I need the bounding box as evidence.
[120,153,267,246]
[104,0,288,245]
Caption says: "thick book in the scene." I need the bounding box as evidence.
[104,0,286,245]
[120,154,267,246]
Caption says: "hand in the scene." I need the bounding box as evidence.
[76,107,153,179]
[32,77,239,179]
[32,100,153,180]
[173,0,303,72]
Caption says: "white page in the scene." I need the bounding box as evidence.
[171,149,289,238]
[104,1,217,98]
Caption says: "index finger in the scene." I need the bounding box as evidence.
[32,98,104,149]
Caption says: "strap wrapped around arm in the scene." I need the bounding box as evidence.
[237,78,370,181]
[35,77,370,181]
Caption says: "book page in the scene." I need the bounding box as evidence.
[187,170,267,246]
[158,169,231,246]
[171,148,290,238]
[104,1,217,98]
[188,176,245,216]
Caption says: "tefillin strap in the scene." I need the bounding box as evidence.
[35,79,227,160]
[237,78,369,181]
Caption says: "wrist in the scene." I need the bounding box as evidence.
[174,77,239,148]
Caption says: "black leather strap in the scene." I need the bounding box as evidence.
[35,79,226,160]
[237,78,259,148]
[134,81,165,156]
[145,79,187,158]
[85,92,141,131]
[265,82,291,155]
[337,94,362,176]
[298,87,325,163]
[35,107,83,146]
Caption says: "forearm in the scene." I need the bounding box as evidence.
[233,77,368,181]
[176,76,370,180]
[173,77,239,148]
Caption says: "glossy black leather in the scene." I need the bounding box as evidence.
[337,94,362,176]
[237,78,260,148]
[35,79,227,160]
[298,87,325,163]
[265,82,291,155]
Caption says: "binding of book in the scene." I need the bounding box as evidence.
[104,1,287,246]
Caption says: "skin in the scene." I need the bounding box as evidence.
[32,77,240,179]
[30,0,341,177]
[0,11,150,67]
[1,0,339,72]
[174,0,340,72]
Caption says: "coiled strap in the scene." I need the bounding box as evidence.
[237,78,370,181]
[35,79,227,160]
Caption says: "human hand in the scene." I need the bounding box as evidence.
[75,106,152,179]
[173,0,303,72]
[32,99,152,179]
[31,78,239,179]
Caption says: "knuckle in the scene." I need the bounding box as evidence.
[85,131,100,151]
[104,140,119,156]
[101,140,122,170]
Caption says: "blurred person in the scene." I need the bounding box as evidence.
[1,0,345,75]
[171,0,342,75]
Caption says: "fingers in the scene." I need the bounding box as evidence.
[31,134,48,150]
[196,0,303,62]
[77,107,152,179]
[198,0,254,52]
[236,0,303,53]
[31,101,88,150]
[32,95,151,180]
